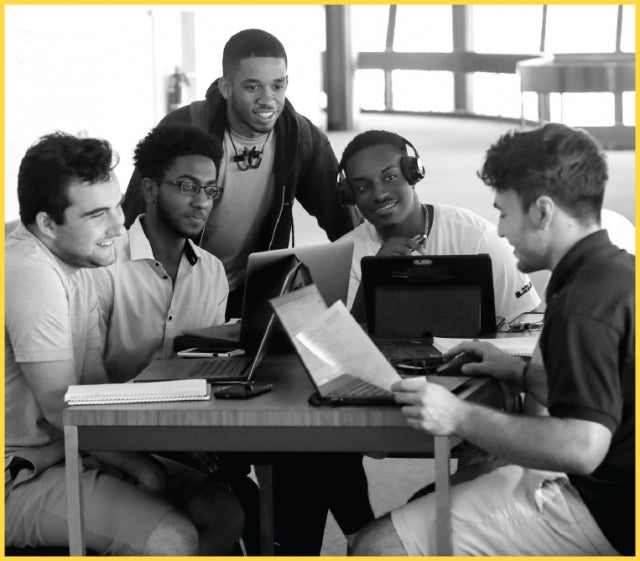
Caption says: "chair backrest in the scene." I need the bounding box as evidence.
[601,209,635,254]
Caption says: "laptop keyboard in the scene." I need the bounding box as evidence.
[327,377,393,398]
[188,357,253,380]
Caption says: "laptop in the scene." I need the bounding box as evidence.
[133,260,304,384]
[362,254,497,339]
[181,240,355,352]
[270,285,471,406]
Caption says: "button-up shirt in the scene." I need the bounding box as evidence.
[90,215,228,382]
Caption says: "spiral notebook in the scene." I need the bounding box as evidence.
[64,379,210,406]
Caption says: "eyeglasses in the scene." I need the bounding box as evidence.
[153,178,223,201]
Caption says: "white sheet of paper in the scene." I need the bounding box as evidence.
[270,286,344,384]
[295,300,401,391]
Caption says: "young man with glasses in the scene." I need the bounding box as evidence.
[84,124,248,554]
[121,28,357,319]
[90,124,228,383]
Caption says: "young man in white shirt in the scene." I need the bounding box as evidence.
[336,129,541,322]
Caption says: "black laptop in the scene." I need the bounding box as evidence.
[362,254,497,339]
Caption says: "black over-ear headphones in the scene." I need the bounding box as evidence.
[336,137,426,205]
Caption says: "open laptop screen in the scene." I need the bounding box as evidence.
[362,254,497,338]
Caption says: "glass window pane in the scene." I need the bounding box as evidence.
[391,70,454,112]
[521,92,539,122]
[622,92,635,126]
[550,92,615,126]
[472,6,542,54]
[472,73,521,118]
[355,69,386,111]
[351,6,390,52]
[545,6,618,53]
[393,6,452,52]
[620,5,635,53]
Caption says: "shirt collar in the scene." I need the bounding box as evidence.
[545,229,612,305]
[127,214,200,266]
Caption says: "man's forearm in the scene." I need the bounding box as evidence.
[454,402,604,473]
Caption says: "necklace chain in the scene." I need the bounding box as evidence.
[228,129,271,171]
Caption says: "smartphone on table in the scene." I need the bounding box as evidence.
[177,347,245,358]
[213,383,273,399]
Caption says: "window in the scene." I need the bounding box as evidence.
[392,70,454,112]
[351,6,390,52]
[620,5,635,53]
[472,73,521,118]
[545,5,618,53]
[472,6,542,54]
[356,70,385,111]
[549,93,615,127]
[393,5,452,52]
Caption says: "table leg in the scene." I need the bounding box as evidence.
[254,463,274,555]
[64,426,85,556]
[434,435,453,555]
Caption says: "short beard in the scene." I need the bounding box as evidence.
[156,198,201,240]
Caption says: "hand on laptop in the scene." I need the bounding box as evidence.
[443,341,524,386]
[377,235,426,257]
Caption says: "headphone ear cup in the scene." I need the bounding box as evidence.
[337,176,355,205]
[400,156,426,185]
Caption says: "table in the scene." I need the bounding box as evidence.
[516,53,635,149]
[63,354,503,556]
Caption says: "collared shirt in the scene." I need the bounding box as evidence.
[5,223,100,488]
[90,215,228,383]
[541,229,635,555]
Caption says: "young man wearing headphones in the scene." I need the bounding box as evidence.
[335,130,541,323]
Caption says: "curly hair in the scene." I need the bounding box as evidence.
[133,124,223,182]
[223,29,287,78]
[18,131,117,225]
[478,123,607,224]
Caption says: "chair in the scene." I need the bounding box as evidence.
[601,209,635,254]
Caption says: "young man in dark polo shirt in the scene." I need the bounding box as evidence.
[351,123,634,556]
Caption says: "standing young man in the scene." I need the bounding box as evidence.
[5,132,243,555]
[122,28,356,317]
[352,124,634,556]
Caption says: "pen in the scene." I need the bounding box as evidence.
[413,234,427,247]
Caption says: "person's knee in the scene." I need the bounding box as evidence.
[351,515,407,556]
[142,509,199,556]
[189,480,245,551]
[194,481,244,526]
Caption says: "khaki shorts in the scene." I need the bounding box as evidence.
[391,464,618,556]
[6,457,177,555]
